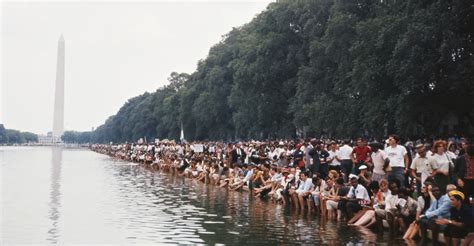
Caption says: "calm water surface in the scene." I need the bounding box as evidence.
[1,147,400,245]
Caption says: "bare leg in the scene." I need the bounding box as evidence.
[307,199,314,213]
[348,210,366,225]
[366,217,376,227]
[298,194,306,211]
[461,233,474,246]
[403,223,415,239]
[444,236,451,246]
[320,197,327,217]
[353,210,375,226]
[398,218,407,235]
[291,193,299,209]
[386,212,395,235]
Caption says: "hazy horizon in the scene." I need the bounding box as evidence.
[1,1,273,135]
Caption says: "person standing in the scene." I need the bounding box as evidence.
[369,142,389,182]
[328,141,341,173]
[304,141,313,173]
[454,141,474,203]
[307,139,327,177]
[339,140,354,182]
[410,144,432,193]
[312,141,330,178]
[351,138,371,174]
[231,143,246,166]
[292,143,305,170]
[430,140,452,194]
[385,135,409,188]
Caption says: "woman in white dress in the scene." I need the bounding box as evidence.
[430,140,452,193]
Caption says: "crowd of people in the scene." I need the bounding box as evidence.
[91,135,474,245]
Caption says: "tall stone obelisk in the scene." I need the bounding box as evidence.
[52,34,65,142]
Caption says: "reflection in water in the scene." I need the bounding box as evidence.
[47,147,62,244]
[2,148,405,244]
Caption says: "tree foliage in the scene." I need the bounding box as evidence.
[0,124,38,144]
[62,130,92,144]
[87,0,474,143]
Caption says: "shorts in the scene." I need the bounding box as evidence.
[444,224,468,238]
[326,200,338,210]
[312,192,321,205]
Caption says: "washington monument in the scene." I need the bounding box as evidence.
[52,34,65,141]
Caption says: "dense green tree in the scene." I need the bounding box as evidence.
[0,126,37,144]
[86,0,473,143]
[62,131,92,143]
[0,124,7,143]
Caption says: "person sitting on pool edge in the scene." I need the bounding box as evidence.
[295,171,314,211]
[341,175,370,219]
[435,190,474,246]
[417,184,452,245]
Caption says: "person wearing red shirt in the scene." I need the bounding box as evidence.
[351,138,372,175]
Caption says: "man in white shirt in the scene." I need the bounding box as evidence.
[410,144,432,193]
[384,135,409,188]
[294,171,313,210]
[275,142,285,158]
[339,140,354,182]
[369,142,389,182]
[328,141,341,173]
[342,176,370,219]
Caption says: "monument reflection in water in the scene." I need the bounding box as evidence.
[47,147,62,244]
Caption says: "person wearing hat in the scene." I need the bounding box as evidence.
[357,165,372,188]
[410,144,432,193]
[435,190,474,245]
[275,141,285,158]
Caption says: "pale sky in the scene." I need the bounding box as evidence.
[1,0,272,134]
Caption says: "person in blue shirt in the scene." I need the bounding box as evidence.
[436,190,473,246]
[417,185,451,245]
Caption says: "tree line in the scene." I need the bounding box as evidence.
[65,0,474,144]
[0,124,38,144]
